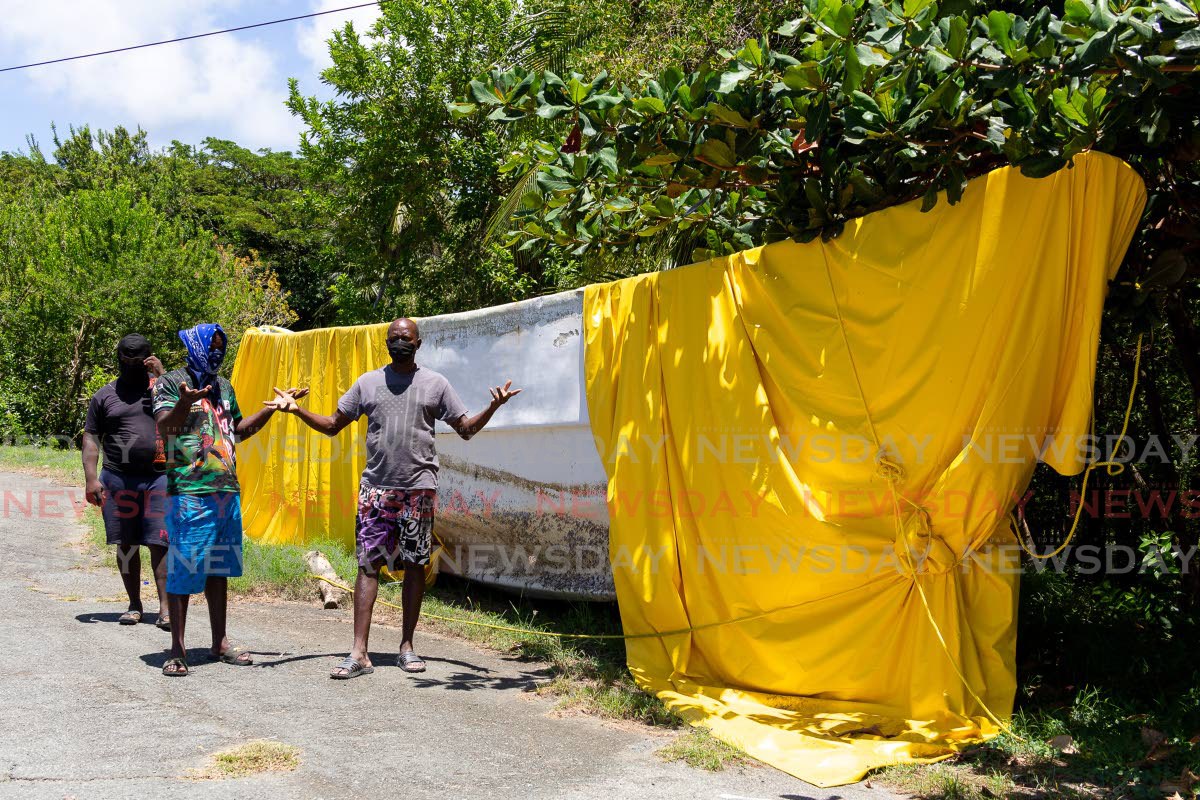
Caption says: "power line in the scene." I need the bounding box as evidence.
[0,1,390,74]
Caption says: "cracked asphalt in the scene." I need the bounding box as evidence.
[0,470,894,800]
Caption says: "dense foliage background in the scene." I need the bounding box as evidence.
[2,2,1199,783]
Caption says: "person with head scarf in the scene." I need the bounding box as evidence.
[269,317,520,679]
[82,334,169,629]
[152,323,306,677]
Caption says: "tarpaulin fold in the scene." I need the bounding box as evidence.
[581,153,1145,786]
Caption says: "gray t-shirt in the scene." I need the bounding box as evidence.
[337,365,468,490]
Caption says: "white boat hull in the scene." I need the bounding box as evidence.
[416,290,615,600]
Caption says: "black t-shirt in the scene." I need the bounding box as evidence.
[84,379,166,475]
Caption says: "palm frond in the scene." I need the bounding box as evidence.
[484,165,539,244]
[502,7,599,76]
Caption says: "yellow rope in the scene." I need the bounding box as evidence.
[1017,333,1143,560]
[819,251,1021,740]
[310,573,867,641]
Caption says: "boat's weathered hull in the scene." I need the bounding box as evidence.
[416,291,615,600]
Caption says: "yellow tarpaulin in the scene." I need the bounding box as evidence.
[581,153,1145,786]
[231,322,387,547]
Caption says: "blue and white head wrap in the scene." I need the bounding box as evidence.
[178,323,226,390]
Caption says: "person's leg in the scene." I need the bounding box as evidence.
[205,576,228,655]
[147,545,168,621]
[332,483,383,676]
[351,567,379,663]
[204,494,251,664]
[143,475,171,625]
[398,490,434,666]
[116,544,142,613]
[167,591,189,664]
[102,471,143,620]
[399,561,425,657]
[163,493,203,673]
[329,567,379,678]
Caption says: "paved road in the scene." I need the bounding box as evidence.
[0,470,894,800]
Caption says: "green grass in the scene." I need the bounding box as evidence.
[877,691,1200,799]
[656,728,749,771]
[879,764,1017,800]
[0,443,84,483]
[193,740,300,779]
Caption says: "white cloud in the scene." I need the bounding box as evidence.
[296,0,380,78]
[0,0,307,150]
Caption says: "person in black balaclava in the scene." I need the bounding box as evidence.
[82,334,171,629]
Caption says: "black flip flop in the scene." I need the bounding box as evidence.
[330,656,374,680]
[155,615,171,632]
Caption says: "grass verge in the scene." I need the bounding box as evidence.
[0,445,110,563]
[877,695,1200,799]
[191,740,300,779]
[656,728,749,771]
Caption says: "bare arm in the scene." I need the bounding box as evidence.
[234,406,277,440]
[292,406,355,436]
[265,387,353,436]
[448,380,522,441]
[236,386,308,440]
[82,433,104,506]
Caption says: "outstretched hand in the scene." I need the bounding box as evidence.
[178,382,212,404]
[263,386,310,413]
[489,380,522,407]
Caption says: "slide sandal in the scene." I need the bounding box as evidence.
[398,651,426,673]
[330,656,374,680]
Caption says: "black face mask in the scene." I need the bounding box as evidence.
[118,360,149,384]
[387,339,417,361]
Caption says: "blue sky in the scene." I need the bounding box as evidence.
[0,0,381,155]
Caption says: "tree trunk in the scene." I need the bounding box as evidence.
[61,317,96,438]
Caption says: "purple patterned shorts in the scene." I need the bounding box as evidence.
[354,484,436,571]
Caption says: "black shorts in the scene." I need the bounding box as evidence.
[99,469,169,548]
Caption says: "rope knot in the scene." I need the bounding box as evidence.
[898,506,956,575]
[875,453,905,483]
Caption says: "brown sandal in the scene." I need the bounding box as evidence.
[162,657,189,677]
[209,646,253,665]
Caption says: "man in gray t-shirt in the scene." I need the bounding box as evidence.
[335,364,468,490]
[272,317,520,679]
